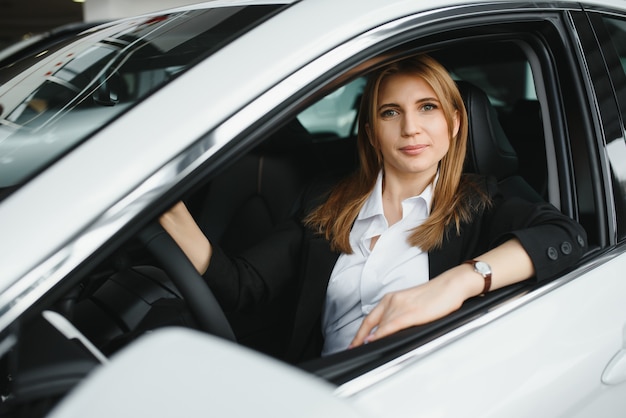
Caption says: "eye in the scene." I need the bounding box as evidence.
[380,108,399,118]
[420,102,438,112]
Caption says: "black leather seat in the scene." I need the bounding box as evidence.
[504,99,548,198]
[457,81,544,203]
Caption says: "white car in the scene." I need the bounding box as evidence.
[0,0,625,416]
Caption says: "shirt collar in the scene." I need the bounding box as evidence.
[357,171,437,221]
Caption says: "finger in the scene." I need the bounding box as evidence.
[365,313,417,343]
[350,306,383,348]
[159,202,184,227]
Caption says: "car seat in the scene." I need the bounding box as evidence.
[457,80,544,203]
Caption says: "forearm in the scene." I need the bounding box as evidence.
[462,238,534,297]
[488,196,587,281]
[351,238,534,347]
[159,201,212,274]
[429,238,533,305]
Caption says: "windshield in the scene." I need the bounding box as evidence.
[0,4,285,201]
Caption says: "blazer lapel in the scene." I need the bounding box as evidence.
[286,232,338,362]
[428,227,465,278]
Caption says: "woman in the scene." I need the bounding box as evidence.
[160,55,587,359]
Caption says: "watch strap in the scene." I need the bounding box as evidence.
[463,259,492,295]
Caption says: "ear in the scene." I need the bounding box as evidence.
[452,109,460,138]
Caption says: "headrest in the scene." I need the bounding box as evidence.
[457,81,518,180]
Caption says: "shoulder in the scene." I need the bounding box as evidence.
[457,173,497,213]
[459,173,497,196]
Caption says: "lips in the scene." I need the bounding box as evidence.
[399,144,428,155]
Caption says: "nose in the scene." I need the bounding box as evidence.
[401,112,422,137]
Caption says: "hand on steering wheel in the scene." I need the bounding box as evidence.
[139,223,235,341]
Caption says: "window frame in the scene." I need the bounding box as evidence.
[160,8,597,385]
[582,10,626,243]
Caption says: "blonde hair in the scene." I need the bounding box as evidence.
[305,55,489,253]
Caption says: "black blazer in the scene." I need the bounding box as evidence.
[204,175,587,362]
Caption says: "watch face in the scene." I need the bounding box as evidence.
[474,261,491,275]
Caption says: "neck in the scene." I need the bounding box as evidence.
[382,169,435,203]
[380,169,435,226]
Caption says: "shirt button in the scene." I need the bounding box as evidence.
[560,241,572,255]
[362,305,374,314]
[547,247,559,260]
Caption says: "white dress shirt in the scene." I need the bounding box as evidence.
[321,172,433,355]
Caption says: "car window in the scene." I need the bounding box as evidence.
[594,15,626,240]
[297,77,366,139]
[0,5,285,199]
[293,43,540,167]
[295,42,548,203]
[602,17,626,74]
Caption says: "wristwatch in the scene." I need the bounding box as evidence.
[463,259,492,295]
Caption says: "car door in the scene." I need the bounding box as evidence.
[323,5,626,418]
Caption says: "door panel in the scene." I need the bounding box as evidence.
[350,252,626,417]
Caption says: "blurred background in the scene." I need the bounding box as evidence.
[0,0,198,50]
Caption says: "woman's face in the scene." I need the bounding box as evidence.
[372,72,458,181]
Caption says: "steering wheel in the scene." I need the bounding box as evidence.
[138,223,236,341]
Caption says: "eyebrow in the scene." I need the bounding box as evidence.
[378,97,440,111]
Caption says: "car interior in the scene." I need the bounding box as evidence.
[0,29,592,417]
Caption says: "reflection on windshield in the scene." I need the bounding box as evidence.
[0,5,282,197]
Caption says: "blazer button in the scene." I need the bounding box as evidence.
[547,247,559,260]
[577,235,585,247]
[560,241,572,255]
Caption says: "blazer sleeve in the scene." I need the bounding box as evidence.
[202,219,304,311]
[486,189,588,281]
